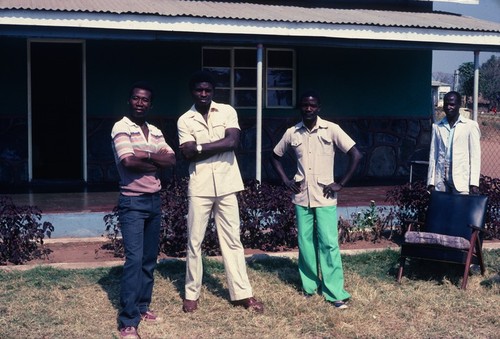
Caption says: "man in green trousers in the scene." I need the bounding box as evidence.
[271,90,362,309]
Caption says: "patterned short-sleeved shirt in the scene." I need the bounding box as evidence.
[111,116,174,196]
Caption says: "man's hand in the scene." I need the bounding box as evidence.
[284,179,301,194]
[323,182,342,199]
[179,141,197,160]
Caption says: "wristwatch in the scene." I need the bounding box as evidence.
[196,144,203,154]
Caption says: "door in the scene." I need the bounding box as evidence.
[30,42,83,182]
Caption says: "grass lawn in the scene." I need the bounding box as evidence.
[0,249,499,338]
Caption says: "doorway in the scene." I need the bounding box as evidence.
[30,41,84,182]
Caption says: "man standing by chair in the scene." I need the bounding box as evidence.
[271,90,362,309]
[427,91,481,195]
[112,81,176,339]
[177,70,264,313]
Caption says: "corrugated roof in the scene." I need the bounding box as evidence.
[1,0,499,33]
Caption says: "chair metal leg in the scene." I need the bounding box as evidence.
[461,264,470,290]
[461,233,479,290]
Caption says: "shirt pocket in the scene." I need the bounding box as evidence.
[318,134,333,155]
[291,138,303,157]
[210,114,227,140]
[193,126,210,144]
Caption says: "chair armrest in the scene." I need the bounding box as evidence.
[469,224,491,236]
[403,220,424,232]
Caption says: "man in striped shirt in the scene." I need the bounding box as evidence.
[111,81,176,339]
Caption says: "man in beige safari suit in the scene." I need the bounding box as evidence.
[177,70,264,313]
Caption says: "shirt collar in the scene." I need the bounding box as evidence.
[123,116,148,128]
[295,116,328,132]
[189,101,220,117]
[439,114,464,127]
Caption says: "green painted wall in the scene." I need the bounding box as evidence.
[0,39,433,120]
[86,40,200,119]
[295,47,433,119]
[0,38,27,116]
[237,46,432,120]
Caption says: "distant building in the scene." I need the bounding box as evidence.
[432,81,451,107]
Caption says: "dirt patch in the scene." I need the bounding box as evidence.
[22,237,400,266]
[4,237,498,268]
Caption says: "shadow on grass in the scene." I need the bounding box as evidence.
[94,249,500,317]
[157,258,230,302]
[97,266,122,311]
[96,259,187,317]
[395,249,500,288]
[247,255,303,293]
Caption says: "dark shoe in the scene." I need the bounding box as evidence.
[141,310,163,323]
[232,297,264,313]
[302,290,315,298]
[182,299,198,313]
[119,326,140,339]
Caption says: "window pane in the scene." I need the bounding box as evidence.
[235,49,256,67]
[267,70,293,88]
[204,67,230,88]
[203,49,230,67]
[267,90,293,107]
[214,88,230,104]
[267,50,293,68]
[235,90,256,107]
[235,69,257,87]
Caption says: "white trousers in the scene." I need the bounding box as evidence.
[184,193,253,301]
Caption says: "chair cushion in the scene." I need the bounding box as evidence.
[404,231,470,250]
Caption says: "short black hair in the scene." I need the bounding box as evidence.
[444,91,462,104]
[299,90,321,105]
[188,70,216,90]
[129,81,154,101]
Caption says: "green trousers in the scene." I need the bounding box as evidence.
[295,205,351,302]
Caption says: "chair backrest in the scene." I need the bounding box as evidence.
[425,191,488,240]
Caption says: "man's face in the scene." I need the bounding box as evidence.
[443,94,460,121]
[300,96,320,124]
[191,82,214,109]
[128,88,152,119]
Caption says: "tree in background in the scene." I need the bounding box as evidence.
[458,62,474,106]
[457,57,500,111]
[479,55,500,110]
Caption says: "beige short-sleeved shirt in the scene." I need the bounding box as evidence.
[273,116,355,207]
[177,101,244,197]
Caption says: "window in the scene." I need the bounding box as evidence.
[202,47,295,109]
[266,49,295,108]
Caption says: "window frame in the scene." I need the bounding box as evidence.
[202,46,296,109]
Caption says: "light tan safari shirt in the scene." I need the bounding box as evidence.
[273,116,355,208]
[177,101,244,197]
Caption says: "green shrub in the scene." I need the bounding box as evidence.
[0,196,54,265]
[338,200,398,244]
[104,174,500,258]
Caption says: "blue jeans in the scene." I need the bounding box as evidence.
[117,193,161,328]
